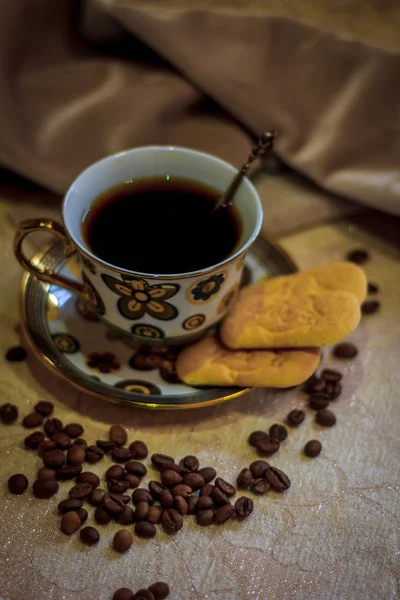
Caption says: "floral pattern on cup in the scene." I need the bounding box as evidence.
[186,272,226,304]
[102,274,180,321]
[76,298,100,322]
[83,273,106,316]
[131,323,165,340]
[182,314,206,330]
[52,333,80,354]
[217,283,239,315]
[114,379,162,395]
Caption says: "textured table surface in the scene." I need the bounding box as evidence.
[0,201,399,600]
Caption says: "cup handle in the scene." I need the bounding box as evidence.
[14,219,86,296]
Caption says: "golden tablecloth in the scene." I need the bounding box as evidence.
[0,201,399,600]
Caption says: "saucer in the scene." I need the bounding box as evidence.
[20,237,296,409]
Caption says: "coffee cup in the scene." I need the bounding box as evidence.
[14,146,263,346]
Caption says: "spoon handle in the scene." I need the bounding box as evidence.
[218,130,276,208]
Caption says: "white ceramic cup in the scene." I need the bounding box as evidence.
[14,146,263,345]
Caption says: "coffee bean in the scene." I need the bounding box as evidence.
[0,403,18,424]
[269,424,288,441]
[69,482,93,499]
[22,412,43,429]
[211,487,230,506]
[173,496,188,516]
[215,477,236,498]
[162,508,183,534]
[215,504,235,525]
[112,446,133,463]
[135,501,149,521]
[171,484,192,499]
[85,445,104,463]
[33,479,59,498]
[249,460,269,479]
[8,473,28,494]
[248,430,269,447]
[198,467,216,483]
[43,449,65,469]
[256,436,280,457]
[196,496,214,510]
[326,381,342,400]
[77,507,88,524]
[316,408,336,427]
[58,498,83,513]
[52,431,72,450]
[108,479,130,494]
[105,465,124,481]
[96,439,114,453]
[196,508,214,526]
[37,440,57,457]
[147,505,164,524]
[333,342,358,359]
[125,461,147,477]
[63,423,84,438]
[148,582,170,600]
[235,496,254,519]
[73,438,88,449]
[367,282,379,294]
[236,468,253,489]
[80,526,99,545]
[37,467,56,481]
[251,478,271,495]
[132,488,153,506]
[124,473,140,489]
[90,488,106,506]
[113,588,134,600]
[159,489,174,509]
[61,511,81,535]
[304,439,322,457]
[24,431,45,449]
[135,520,156,538]
[286,409,305,427]
[179,455,199,472]
[44,417,63,437]
[113,529,133,553]
[135,590,155,600]
[302,374,319,394]
[321,369,342,382]
[67,445,85,465]
[187,495,198,514]
[346,248,369,264]
[151,453,175,471]
[95,505,113,525]
[34,401,54,417]
[265,466,291,492]
[305,377,326,394]
[116,505,135,525]
[109,424,127,446]
[182,472,205,491]
[200,483,214,497]
[5,345,27,362]
[56,465,82,480]
[76,472,100,488]
[308,393,329,410]
[362,300,380,315]
[126,441,147,460]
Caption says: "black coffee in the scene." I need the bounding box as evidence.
[82,176,242,274]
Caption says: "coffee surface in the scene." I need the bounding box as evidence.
[82,176,242,274]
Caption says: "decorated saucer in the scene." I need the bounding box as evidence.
[20,237,296,409]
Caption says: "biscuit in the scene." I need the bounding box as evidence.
[176,336,321,388]
[220,261,366,349]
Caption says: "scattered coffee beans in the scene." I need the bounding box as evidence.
[58,498,82,513]
[124,473,140,489]
[308,393,329,411]
[161,469,182,488]
[34,400,54,416]
[108,479,130,494]
[304,440,322,457]
[151,453,174,471]
[249,460,269,479]
[67,445,86,465]
[147,505,163,524]
[63,423,84,438]
[316,408,337,427]
[77,507,88,524]
[85,445,105,463]
[96,439,114,453]
[179,455,199,472]
[24,431,45,449]
[148,581,170,600]
[198,467,216,483]
[215,477,236,498]
[286,409,305,427]
[135,521,156,538]
[5,346,27,362]
[104,494,126,514]
[44,417,63,437]
[117,506,135,525]
[128,440,148,459]
[248,430,269,447]
[95,505,112,525]
[69,482,94,500]
[162,508,183,534]
[56,465,82,480]
[52,431,72,449]
[109,424,127,446]
[346,248,369,264]
[235,496,253,519]
[113,588,134,600]
[236,468,253,489]
[8,473,28,494]
[90,488,106,506]
[61,511,81,535]
[265,466,291,492]
[135,500,149,521]
[361,300,380,315]
[37,440,57,457]
[37,467,56,481]
[256,436,280,457]
[125,461,147,477]
[133,488,153,506]
[367,282,379,294]
[80,526,100,545]
[196,508,214,526]
[33,479,59,498]
[135,591,155,600]
[73,438,87,448]
[215,504,235,524]
[113,529,133,553]
[333,342,358,359]
[43,449,65,469]
[251,478,271,495]
[269,424,288,441]
[0,403,18,424]
[22,412,43,429]
[182,472,204,490]
[321,369,342,382]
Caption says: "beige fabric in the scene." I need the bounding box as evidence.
[0,0,399,219]
[0,199,399,599]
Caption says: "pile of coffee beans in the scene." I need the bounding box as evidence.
[346,247,381,315]
[113,581,169,600]
[237,460,290,495]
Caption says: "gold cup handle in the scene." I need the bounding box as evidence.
[14,219,85,296]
